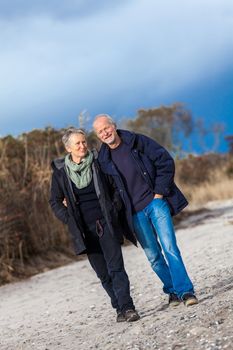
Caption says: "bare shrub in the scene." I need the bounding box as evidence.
[0,129,75,285]
[175,153,227,186]
[1,127,232,285]
[176,154,233,205]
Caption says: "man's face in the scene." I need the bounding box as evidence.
[93,117,118,145]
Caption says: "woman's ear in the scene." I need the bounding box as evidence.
[65,145,71,153]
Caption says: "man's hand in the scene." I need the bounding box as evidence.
[154,194,163,199]
[63,198,67,207]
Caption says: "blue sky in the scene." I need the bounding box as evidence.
[0,0,233,152]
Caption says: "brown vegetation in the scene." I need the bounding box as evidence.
[175,153,233,205]
[123,103,193,152]
[0,123,232,286]
[0,129,74,285]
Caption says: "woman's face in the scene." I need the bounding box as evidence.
[66,133,88,163]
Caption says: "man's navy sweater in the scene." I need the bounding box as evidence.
[110,142,153,213]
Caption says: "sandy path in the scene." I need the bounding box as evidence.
[0,200,233,350]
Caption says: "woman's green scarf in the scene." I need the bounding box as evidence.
[65,150,93,189]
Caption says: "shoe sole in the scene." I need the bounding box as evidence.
[169,301,181,307]
[116,313,126,322]
[126,316,140,322]
[184,299,199,307]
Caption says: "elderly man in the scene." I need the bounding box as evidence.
[93,114,198,307]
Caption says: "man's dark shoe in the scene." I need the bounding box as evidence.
[169,293,181,307]
[124,309,140,322]
[116,311,126,323]
[182,293,199,307]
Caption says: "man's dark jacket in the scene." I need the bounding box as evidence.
[49,151,137,255]
[97,129,188,235]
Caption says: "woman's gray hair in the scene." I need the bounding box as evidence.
[62,128,86,147]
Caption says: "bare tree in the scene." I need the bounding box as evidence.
[196,118,225,153]
[123,103,193,152]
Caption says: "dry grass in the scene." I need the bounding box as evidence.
[183,177,233,205]
[0,130,72,285]
[0,130,232,286]
[178,171,233,206]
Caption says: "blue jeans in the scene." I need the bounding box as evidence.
[133,198,194,298]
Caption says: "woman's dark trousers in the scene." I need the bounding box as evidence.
[85,221,134,313]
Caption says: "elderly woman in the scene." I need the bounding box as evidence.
[49,128,139,322]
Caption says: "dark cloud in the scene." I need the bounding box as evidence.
[0,0,232,148]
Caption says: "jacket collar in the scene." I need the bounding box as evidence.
[117,129,136,146]
[51,157,65,170]
[51,149,98,170]
[98,129,136,164]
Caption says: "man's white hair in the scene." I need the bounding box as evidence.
[93,114,116,128]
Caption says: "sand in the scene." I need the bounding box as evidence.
[0,199,233,350]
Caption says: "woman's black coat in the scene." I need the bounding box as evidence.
[49,152,137,255]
